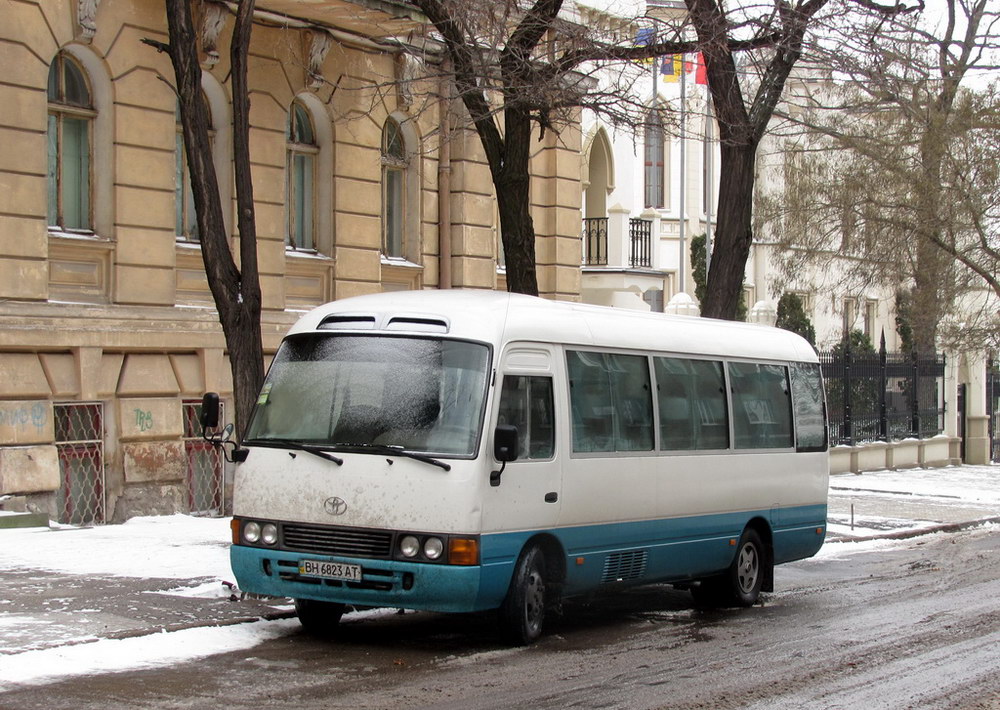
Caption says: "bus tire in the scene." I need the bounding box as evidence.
[728,528,764,607]
[294,598,346,636]
[498,545,547,645]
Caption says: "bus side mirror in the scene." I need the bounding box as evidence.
[200,392,220,430]
[494,425,519,463]
[491,425,518,488]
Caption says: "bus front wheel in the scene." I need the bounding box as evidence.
[294,598,346,636]
[498,545,547,645]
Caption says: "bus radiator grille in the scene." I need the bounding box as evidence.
[281,523,393,558]
[601,550,648,583]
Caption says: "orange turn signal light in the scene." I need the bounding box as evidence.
[448,537,479,565]
[231,518,240,544]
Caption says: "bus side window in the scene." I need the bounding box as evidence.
[567,350,653,453]
[607,353,653,451]
[497,375,555,460]
[654,357,729,450]
[789,362,827,451]
[567,351,614,452]
[729,362,794,449]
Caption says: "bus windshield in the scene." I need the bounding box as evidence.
[244,335,491,457]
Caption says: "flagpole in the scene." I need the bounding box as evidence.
[678,55,686,294]
[705,91,713,276]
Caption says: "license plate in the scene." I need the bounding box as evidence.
[298,559,363,582]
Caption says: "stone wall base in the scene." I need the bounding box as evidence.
[830,436,962,474]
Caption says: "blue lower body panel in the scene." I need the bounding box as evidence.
[231,504,827,613]
[230,546,487,613]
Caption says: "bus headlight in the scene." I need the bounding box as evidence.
[243,521,261,544]
[400,535,420,558]
[423,537,444,560]
[261,523,278,545]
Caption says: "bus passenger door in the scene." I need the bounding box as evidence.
[482,348,562,535]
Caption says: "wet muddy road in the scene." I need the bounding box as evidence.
[3,528,999,710]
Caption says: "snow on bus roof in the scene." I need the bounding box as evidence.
[287,290,817,363]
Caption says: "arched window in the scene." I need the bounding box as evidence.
[175,95,213,241]
[286,101,317,251]
[47,52,94,231]
[381,117,407,258]
[643,110,665,209]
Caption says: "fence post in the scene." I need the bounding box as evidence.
[989,357,997,462]
[843,340,853,445]
[911,349,921,438]
[879,332,888,441]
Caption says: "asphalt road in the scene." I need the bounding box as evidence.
[2,526,999,710]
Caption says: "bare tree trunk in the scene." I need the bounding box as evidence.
[227,0,265,436]
[701,141,756,319]
[685,0,824,320]
[163,0,264,440]
[495,108,539,296]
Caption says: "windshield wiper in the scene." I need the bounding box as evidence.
[331,443,451,472]
[245,439,344,465]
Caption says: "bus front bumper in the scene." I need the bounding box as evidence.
[230,544,487,613]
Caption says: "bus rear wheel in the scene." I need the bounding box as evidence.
[692,528,766,608]
[729,528,764,606]
[294,598,346,636]
[498,545,547,645]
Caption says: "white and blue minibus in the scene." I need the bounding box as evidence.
[216,290,828,644]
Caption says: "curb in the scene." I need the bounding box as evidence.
[826,516,1000,543]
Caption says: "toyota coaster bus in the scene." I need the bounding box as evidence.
[206,290,828,644]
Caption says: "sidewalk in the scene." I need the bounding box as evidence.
[826,464,1000,540]
[0,516,294,660]
[1,465,998,661]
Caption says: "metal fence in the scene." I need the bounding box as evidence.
[54,402,105,525]
[819,345,945,446]
[988,358,1000,462]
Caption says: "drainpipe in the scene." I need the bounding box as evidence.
[438,64,452,289]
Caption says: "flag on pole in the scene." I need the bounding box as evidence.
[633,28,656,66]
[690,52,708,85]
[661,55,683,81]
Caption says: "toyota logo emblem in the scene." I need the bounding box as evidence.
[323,496,348,516]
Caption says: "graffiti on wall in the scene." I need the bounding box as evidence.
[134,408,154,432]
[0,402,49,433]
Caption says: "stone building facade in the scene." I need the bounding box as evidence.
[0,0,582,523]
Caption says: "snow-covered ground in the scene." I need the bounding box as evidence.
[1,465,997,690]
[2,514,233,579]
[0,617,302,687]
[827,464,1000,538]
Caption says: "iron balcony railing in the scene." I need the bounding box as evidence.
[583,217,608,265]
[582,217,653,268]
[629,218,652,267]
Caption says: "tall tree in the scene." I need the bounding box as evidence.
[402,0,916,309]
[158,0,264,439]
[685,0,919,319]
[759,0,1000,351]
[406,0,698,295]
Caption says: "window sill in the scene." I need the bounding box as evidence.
[286,247,331,261]
[48,228,109,242]
[380,255,422,269]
